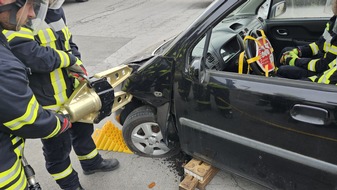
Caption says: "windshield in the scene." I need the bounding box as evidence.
[227,2,249,17]
[154,0,271,55]
[227,0,269,17]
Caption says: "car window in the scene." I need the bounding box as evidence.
[272,0,331,19]
[189,0,335,76]
[189,33,215,71]
[191,37,206,60]
[189,15,253,74]
[190,33,229,71]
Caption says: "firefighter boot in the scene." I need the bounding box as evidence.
[83,158,119,175]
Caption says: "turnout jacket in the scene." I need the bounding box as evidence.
[3,7,80,111]
[294,16,337,73]
[309,59,337,84]
[0,29,66,190]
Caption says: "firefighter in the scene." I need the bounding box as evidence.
[0,0,72,189]
[276,0,337,80]
[3,0,119,189]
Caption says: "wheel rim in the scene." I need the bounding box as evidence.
[131,122,170,156]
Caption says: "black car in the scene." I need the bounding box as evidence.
[111,0,337,189]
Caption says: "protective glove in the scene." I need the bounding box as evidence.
[68,58,88,80]
[55,112,72,134]
[284,50,299,66]
[280,48,300,64]
[289,48,299,56]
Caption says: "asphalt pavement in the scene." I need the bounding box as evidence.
[24,0,269,189]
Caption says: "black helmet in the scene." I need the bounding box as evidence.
[15,0,27,7]
[0,0,27,12]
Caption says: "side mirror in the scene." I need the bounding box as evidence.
[189,57,206,83]
[189,58,201,80]
[270,1,287,18]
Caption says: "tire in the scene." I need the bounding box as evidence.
[119,100,142,125]
[122,106,179,158]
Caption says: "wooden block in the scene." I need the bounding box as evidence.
[179,174,198,190]
[182,158,219,190]
[197,167,219,190]
[184,159,212,181]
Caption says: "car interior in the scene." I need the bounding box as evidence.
[189,0,329,80]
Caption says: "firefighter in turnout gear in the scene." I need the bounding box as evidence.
[277,0,337,80]
[308,0,337,84]
[0,0,72,189]
[3,0,119,189]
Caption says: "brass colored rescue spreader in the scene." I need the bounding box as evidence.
[59,65,133,124]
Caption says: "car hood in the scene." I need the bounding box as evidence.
[121,36,176,65]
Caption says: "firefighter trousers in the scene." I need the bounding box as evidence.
[41,122,103,190]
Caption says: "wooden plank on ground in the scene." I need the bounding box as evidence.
[179,174,198,190]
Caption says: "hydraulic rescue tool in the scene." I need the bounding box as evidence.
[23,65,133,189]
[58,65,133,123]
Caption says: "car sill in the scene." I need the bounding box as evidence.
[179,118,337,174]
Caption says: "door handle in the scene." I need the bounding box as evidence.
[276,29,288,36]
[290,104,329,125]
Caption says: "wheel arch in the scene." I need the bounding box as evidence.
[120,97,179,148]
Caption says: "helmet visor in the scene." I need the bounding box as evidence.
[19,0,48,31]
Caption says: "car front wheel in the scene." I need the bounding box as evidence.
[122,105,178,158]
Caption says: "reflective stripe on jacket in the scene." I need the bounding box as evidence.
[308,60,337,84]
[0,134,26,190]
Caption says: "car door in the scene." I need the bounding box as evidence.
[177,70,337,189]
[173,0,337,189]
